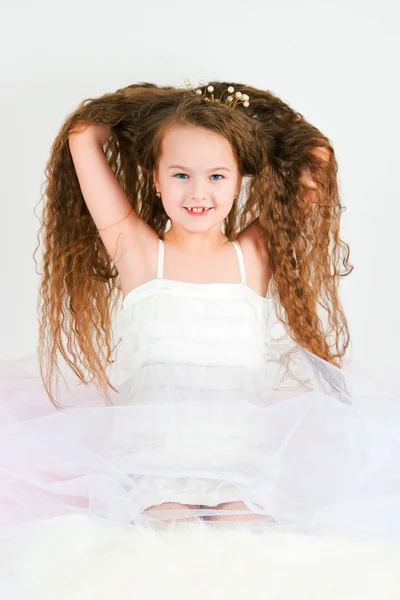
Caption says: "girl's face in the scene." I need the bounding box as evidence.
[153,125,241,234]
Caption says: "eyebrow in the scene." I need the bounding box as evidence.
[167,164,232,172]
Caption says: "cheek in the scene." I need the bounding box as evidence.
[221,187,236,204]
[164,178,183,195]
[160,192,181,214]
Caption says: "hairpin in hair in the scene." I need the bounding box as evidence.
[179,79,250,109]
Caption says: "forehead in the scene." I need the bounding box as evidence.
[159,125,237,165]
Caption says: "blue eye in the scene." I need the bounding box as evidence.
[174,173,224,180]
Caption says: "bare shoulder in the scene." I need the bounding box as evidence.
[236,217,268,260]
[107,215,160,298]
[236,218,271,297]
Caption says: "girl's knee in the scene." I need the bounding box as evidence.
[143,502,201,523]
[203,500,271,522]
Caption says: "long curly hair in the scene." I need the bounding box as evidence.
[34,81,353,408]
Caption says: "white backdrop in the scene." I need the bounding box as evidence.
[1,0,399,374]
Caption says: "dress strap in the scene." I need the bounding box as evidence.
[232,240,246,284]
[157,238,165,278]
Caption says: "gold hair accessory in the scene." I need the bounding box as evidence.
[179,79,250,109]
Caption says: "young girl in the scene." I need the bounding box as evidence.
[1,81,400,542]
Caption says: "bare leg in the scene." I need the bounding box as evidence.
[202,501,273,522]
[143,502,202,524]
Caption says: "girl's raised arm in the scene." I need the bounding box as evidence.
[68,124,155,263]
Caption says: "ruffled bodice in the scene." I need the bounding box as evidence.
[115,239,270,404]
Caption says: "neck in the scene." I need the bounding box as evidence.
[162,224,229,255]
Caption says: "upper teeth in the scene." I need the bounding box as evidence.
[187,207,209,212]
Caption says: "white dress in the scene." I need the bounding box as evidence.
[1,238,400,543]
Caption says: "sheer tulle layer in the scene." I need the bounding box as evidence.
[1,342,400,547]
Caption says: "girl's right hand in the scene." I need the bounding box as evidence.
[69,123,112,146]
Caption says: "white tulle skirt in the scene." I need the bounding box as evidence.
[1,343,400,598]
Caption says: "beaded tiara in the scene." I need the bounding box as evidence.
[179,79,250,109]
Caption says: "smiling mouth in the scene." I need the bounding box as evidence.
[184,207,213,213]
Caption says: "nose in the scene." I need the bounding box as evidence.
[187,179,209,202]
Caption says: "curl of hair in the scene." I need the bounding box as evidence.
[33,81,353,408]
